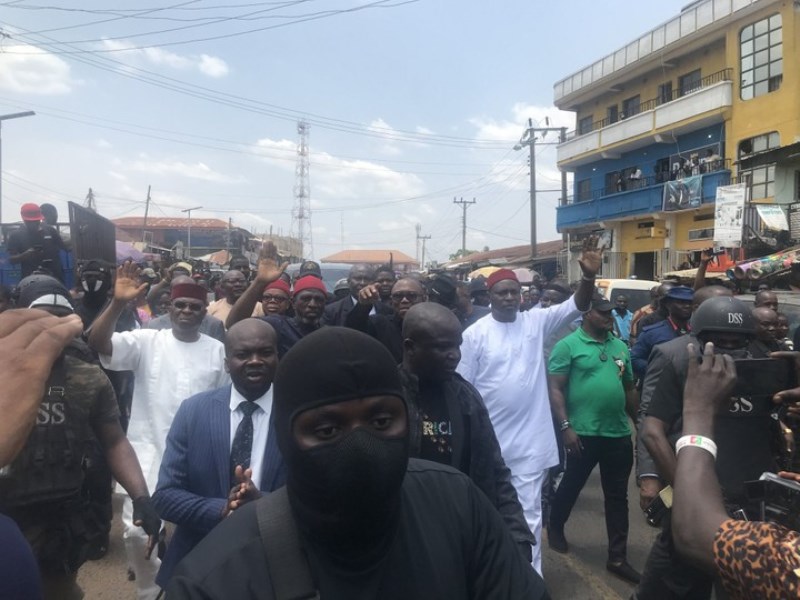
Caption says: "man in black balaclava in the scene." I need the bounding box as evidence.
[167,327,549,600]
[75,260,115,330]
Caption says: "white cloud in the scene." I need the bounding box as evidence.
[100,39,229,79]
[469,102,574,142]
[126,157,243,183]
[0,44,78,94]
[96,138,113,149]
[198,54,229,78]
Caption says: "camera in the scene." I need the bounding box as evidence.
[745,472,800,532]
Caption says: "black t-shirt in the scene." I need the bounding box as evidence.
[646,345,777,502]
[6,225,66,281]
[416,384,453,466]
[168,460,549,600]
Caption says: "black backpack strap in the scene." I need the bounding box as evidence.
[255,487,319,600]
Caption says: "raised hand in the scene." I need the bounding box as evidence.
[114,260,148,302]
[683,342,737,415]
[255,241,288,284]
[577,235,603,278]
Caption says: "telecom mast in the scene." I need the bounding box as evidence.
[291,120,313,259]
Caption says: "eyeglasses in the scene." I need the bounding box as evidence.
[173,300,204,311]
[262,294,289,303]
[391,291,421,302]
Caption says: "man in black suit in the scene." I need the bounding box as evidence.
[323,263,391,326]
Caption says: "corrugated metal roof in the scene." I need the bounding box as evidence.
[113,217,230,229]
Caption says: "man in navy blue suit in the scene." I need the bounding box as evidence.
[152,318,287,589]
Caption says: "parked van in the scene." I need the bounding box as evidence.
[595,278,660,313]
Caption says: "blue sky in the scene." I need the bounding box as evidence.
[0,0,689,264]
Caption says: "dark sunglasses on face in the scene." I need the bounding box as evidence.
[262,294,288,303]
[173,300,204,312]
[392,291,420,302]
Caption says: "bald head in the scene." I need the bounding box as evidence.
[402,303,462,382]
[225,318,277,356]
[752,307,778,343]
[692,285,732,310]
[402,302,461,340]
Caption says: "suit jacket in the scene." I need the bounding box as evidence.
[323,295,393,326]
[152,385,287,588]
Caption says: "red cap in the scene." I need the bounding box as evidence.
[170,283,208,303]
[20,203,43,222]
[293,275,327,297]
[486,268,519,289]
[265,279,291,295]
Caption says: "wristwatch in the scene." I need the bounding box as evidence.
[559,420,571,432]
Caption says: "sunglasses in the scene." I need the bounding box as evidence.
[173,300,204,312]
[391,291,421,302]
[262,294,289,303]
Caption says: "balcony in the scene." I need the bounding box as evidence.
[556,167,731,231]
[558,69,733,167]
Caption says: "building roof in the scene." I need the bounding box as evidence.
[113,217,231,230]
[320,249,418,266]
[444,240,563,269]
[553,0,768,108]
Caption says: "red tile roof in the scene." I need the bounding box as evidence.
[320,249,418,266]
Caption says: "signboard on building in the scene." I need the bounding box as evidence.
[755,205,789,231]
[713,184,747,247]
[663,175,703,212]
[789,203,800,240]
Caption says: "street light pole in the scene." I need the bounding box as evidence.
[0,111,36,234]
[181,206,202,259]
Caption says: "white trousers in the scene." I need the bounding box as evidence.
[509,469,547,576]
[122,495,162,600]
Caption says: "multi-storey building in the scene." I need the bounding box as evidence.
[554,0,799,280]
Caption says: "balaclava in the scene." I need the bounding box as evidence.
[273,327,409,565]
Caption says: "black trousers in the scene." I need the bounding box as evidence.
[548,434,633,562]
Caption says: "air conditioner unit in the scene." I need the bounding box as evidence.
[635,227,667,239]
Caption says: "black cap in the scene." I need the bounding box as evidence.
[298,260,322,280]
[468,276,488,295]
[427,274,458,308]
[589,292,614,312]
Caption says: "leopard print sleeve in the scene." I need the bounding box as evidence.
[713,518,800,600]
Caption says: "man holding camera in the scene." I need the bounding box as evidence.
[635,296,780,599]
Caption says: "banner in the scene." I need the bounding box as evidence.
[663,175,703,211]
[755,205,789,231]
[714,184,747,247]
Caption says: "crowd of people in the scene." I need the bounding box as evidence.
[1,203,799,600]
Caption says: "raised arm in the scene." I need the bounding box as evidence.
[672,342,735,571]
[88,261,147,357]
[0,310,83,466]
[573,235,604,311]
[227,245,286,329]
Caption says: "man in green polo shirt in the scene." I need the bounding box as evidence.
[546,293,640,585]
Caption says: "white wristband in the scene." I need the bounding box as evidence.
[675,434,717,460]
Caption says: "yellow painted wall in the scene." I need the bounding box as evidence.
[575,38,728,127]
[726,2,800,157]
[620,220,667,253]
[673,208,715,251]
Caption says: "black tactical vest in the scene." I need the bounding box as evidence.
[0,359,91,510]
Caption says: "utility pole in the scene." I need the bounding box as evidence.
[514,118,566,259]
[420,233,431,271]
[142,185,151,243]
[453,197,476,254]
[182,206,202,259]
[415,223,422,264]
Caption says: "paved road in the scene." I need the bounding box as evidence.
[79,470,658,599]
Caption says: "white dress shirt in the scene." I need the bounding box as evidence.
[228,385,273,488]
[457,296,581,474]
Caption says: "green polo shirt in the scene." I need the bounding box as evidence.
[548,327,633,438]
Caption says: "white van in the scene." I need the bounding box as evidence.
[595,278,660,313]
